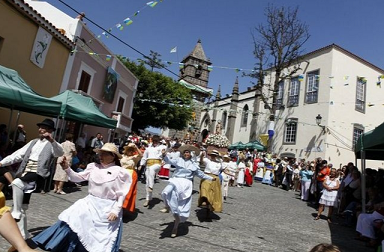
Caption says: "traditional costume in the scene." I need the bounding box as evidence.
[0,119,64,239]
[33,143,131,252]
[120,143,142,213]
[162,145,213,222]
[198,150,223,212]
[140,137,166,207]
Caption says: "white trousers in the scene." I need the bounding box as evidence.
[301,181,311,201]
[145,164,161,200]
[356,211,384,239]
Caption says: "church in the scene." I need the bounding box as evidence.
[164,42,384,168]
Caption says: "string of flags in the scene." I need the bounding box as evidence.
[70,49,256,73]
[90,1,164,43]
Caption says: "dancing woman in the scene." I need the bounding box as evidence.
[160,145,215,237]
[121,143,142,213]
[33,143,131,252]
[198,149,223,214]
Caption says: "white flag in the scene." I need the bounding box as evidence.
[170,46,177,53]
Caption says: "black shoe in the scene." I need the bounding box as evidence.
[223,196,226,201]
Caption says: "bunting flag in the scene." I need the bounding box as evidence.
[91,1,162,42]
[147,1,158,7]
[298,75,304,81]
[170,46,177,53]
[124,18,133,26]
[179,63,184,69]
[106,55,112,61]
[101,32,108,38]
[116,24,123,31]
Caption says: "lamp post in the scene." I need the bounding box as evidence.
[315,114,322,126]
[315,114,326,132]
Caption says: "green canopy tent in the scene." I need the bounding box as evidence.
[0,65,62,117]
[244,140,265,151]
[228,141,245,150]
[355,122,384,160]
[355,122,384,213]
[49,90,117,128]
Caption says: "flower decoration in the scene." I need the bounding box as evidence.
[205,133,230,148]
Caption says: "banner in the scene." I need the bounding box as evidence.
[30,27,52,68]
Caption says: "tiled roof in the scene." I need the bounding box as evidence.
[7,0,74,49]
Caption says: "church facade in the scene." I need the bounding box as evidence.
[165,42,384,167]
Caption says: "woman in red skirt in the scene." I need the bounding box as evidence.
[121,143,143,213]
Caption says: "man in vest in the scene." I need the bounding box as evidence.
[0,118,64,239]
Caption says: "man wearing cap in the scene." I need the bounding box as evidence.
[139,135,167,207]
[0,118,64,239]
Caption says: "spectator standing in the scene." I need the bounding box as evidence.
[300,163,314,201]
[75,132,86,152]
[315,168,340,223]
[53,134,76,195]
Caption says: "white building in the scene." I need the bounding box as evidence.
[201,44,384,168]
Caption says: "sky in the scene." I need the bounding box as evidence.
[44,0,384,97]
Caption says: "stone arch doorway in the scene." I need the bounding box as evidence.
[201,129,209,142]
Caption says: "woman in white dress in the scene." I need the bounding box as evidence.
[53,134,76,195]
[315,168,340,223]
[236,153,245,187]
[33,143,131,252]
[160,145,215,237]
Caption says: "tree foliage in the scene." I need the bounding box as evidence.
[249,4,310,116]
[120,58,193,132]
[138,50,170,72]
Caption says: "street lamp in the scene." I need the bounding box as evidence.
[315,114,326,132]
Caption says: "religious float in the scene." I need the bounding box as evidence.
[204,122,230,155]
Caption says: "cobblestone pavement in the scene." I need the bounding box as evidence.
[1,179,370,252]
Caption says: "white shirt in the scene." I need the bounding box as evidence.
[201,157,222,175]
[0,138,64,166]
[76,137,86,148]
[140,144,167,166]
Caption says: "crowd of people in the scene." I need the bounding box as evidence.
[0,119,382,251]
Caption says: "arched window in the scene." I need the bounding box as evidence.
[241,105,249,127]
[222,111,227,131]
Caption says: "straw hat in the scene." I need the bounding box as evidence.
[178,144,200,156]
[94,143,122,159]
[123,143,136,154]
[223,154,230,161]
[209,150,220,156]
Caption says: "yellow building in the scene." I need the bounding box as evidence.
[0,0,73,139]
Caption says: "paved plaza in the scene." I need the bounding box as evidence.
[1,179,369,252]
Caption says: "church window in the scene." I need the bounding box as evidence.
[241,105,249,127]
[222,111,227,131]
